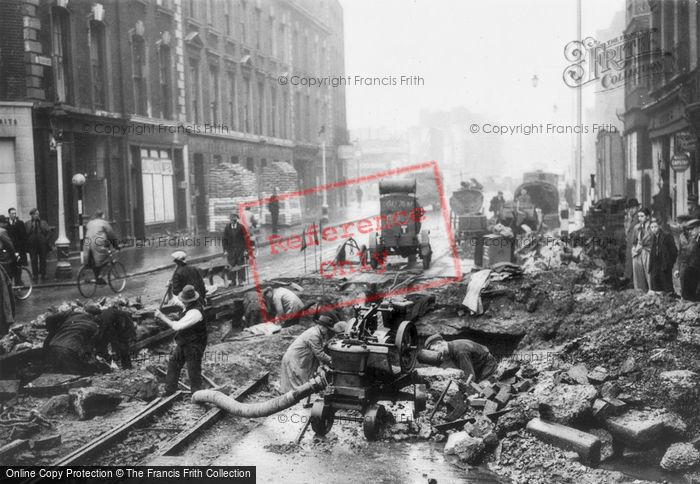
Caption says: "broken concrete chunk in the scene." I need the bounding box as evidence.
[483,400,499,417]
[463,414,495,439]
[600,381,621,400]
[39,394,72,416]
[0,380,20,401]
[659,370,700,406]
[526,417,601,466]
[587,366,609,384]
[468,397,487,408]
[603,397,627,415]
[660,443,700,471]
[482,386,497,400]
[535,383,597,426]
[443,431,485,464]
[592,399,612,419]
[69,387,123,420]
[31,434,61,451]
[566,364,589,385]
[620,356,636,374]
[495,360,520,381]
[605,409,666,447]
[494,387,512,407]
[588,428,615,462]
[495,407,529,438]
[513,379,531,393]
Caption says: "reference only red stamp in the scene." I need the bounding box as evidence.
[239,161,461,324]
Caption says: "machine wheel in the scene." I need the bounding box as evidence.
[414,384,428,415]
[363,404,386,441]
[310,399,334,436]
[395,320,418,373]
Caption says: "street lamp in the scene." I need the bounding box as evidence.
[72,173,87,264]
[50,107,72,279]
[319,125,328,225]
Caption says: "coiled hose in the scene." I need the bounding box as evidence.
[191,373,328,418]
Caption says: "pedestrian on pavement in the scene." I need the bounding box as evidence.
[687,194,700,220]
[25,208,52,282]
[424,334,497,383]
[83,210,119,285]
[631,207,652,292]
[269,187,280,235]
[624,198,640,281]
[263,286,306,326]
[222,213,249,285]
[7,208,28,281]
[649,218,678,294]
[43,306,135,375]
[489,191,506,221]
[154,285,208,396]
[244,206,260,256]
[170,250,206,306]
[279,313,347,393]
[0,220,15,336]
[677,219,700,301]
[356,186,363,208]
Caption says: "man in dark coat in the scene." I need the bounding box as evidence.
[222,213,249,285]
[170,250,206,305]
[269,187,280,235]
[25,208,52,282]
[678,219,700,301]
[43,307,136,375]
[425,334,497,382]
[489,191,505,221]
[649,218,678,294]
[7,208,27,280]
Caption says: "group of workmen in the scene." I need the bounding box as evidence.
[624,195,700,300]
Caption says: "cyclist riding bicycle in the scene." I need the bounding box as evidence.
[83,210,120,285]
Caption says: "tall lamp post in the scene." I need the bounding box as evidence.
[72,173,87,264]
[50,108,72,279]
[319,125,329,225]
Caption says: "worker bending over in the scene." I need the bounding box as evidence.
[424,334,497,382]
[264,286,306,326]
[279,313,347,393]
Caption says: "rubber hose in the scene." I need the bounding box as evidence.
[191,374,328,418]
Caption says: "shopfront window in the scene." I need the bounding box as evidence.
[141,149,175,224]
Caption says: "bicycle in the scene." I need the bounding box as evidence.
[77,249,127,298]
[0,256,33,300]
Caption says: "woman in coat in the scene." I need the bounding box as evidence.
[279,315,346,393]
[649,219,678,294]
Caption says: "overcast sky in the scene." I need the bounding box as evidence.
[339,0,626,176]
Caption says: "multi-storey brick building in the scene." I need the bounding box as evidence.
[0,0,347,246]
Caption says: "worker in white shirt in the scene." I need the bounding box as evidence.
[154,285,207,395]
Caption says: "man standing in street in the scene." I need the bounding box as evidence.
[170,250,206,305]
[632,208,652,292]
[624,198,640,282]
[489,191,506,221]
[6,208,27,284]
[269,187,280,235]
[677,219,700,301]
[649,218,677,295]
[25,208,52,282]
[222,213,248,285]
[83,210,119,284]
[154,285,207,396]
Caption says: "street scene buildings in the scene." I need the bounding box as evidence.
[3,1,700,483]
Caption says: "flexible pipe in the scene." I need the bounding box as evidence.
[191,374,328,418]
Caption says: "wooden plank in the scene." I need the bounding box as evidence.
[526,417,601,466]
[52,391,184,466]
[433,418,475,433]
[428,380,452,422]
[130,329,175,352]
[0,439,29,458]
[158,372,270,457]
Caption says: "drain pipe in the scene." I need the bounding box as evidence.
[191,374,328,418]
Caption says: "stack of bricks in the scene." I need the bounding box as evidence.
[464,363,532,420]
